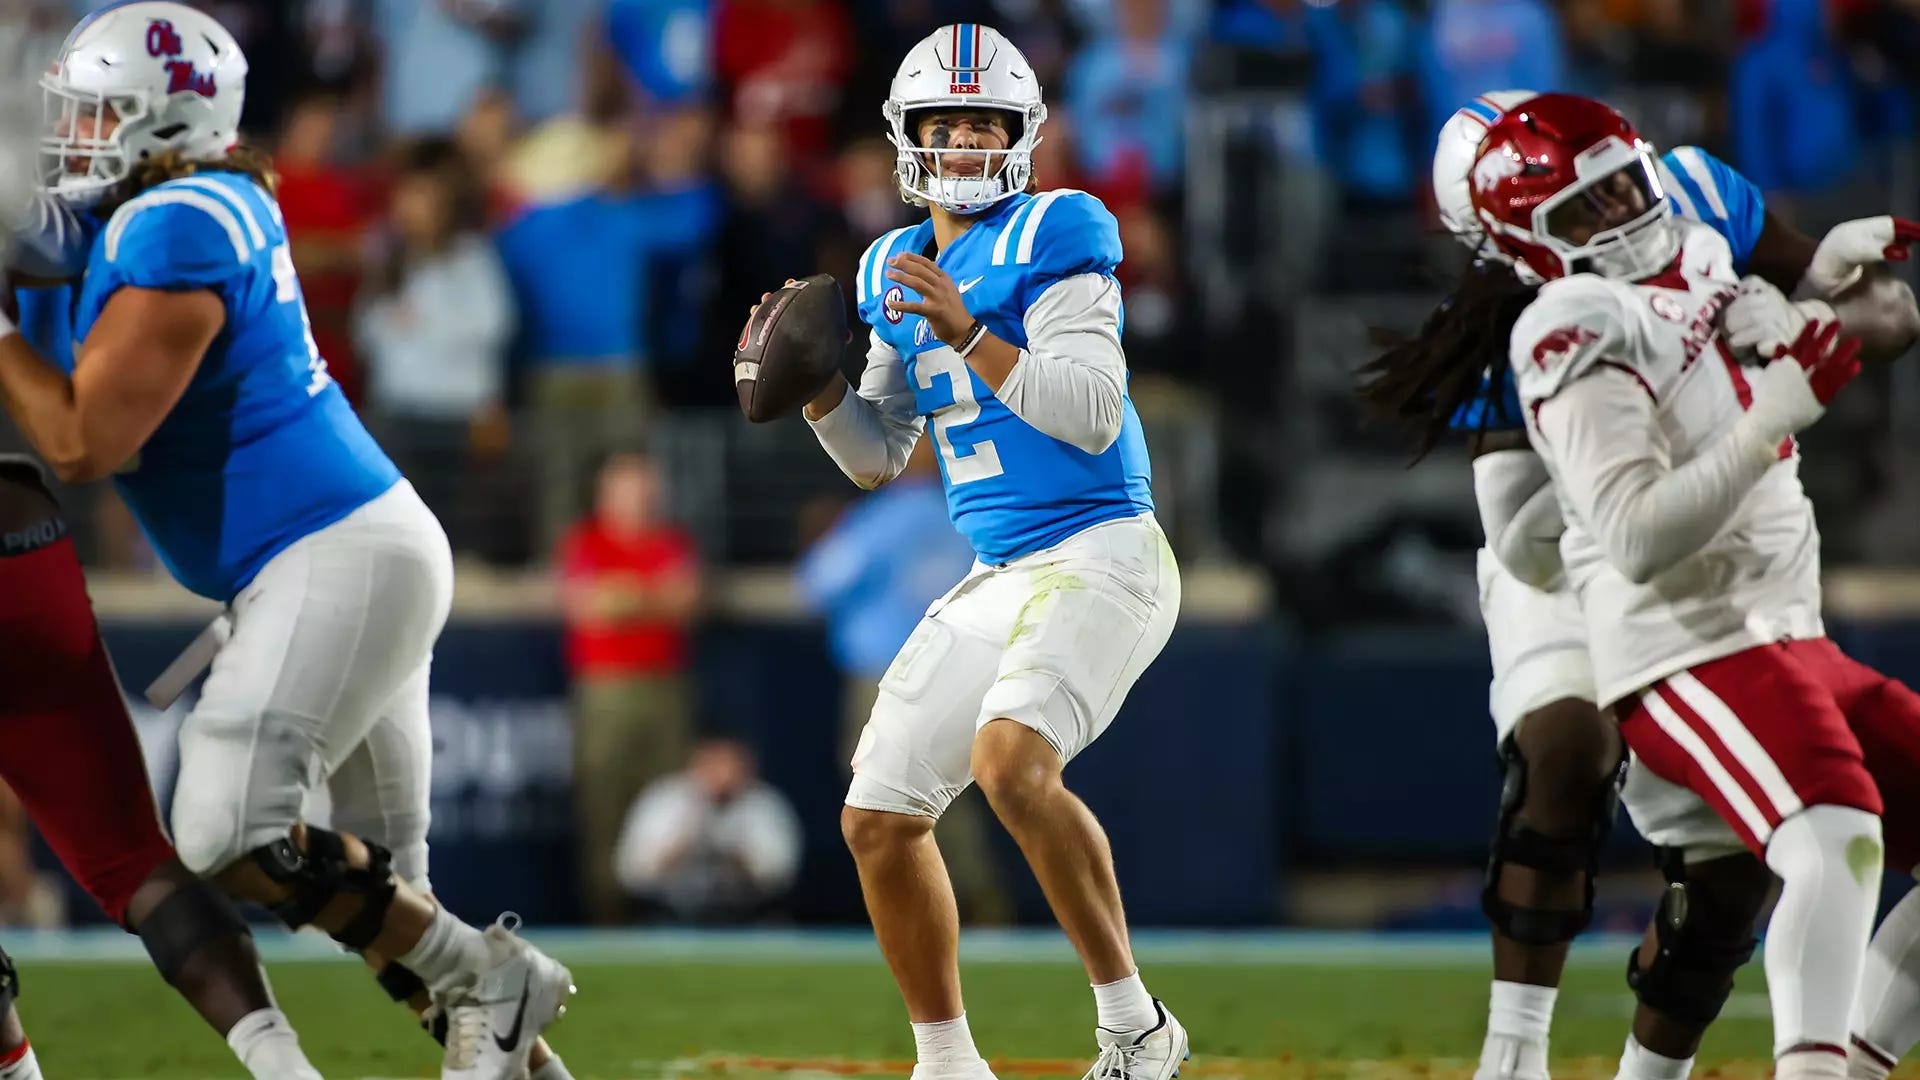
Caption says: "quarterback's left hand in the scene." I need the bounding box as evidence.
[885,253,974,346]
[1724,275,1834,361]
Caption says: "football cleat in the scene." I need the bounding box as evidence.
[1083,1000,1190,1080]
[441,914,575,1080]
[1472,1032,1550,1080]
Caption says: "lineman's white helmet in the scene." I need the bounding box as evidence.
[885,24,1045,215]
[40,1,247,204]
[1433,90,1536,260]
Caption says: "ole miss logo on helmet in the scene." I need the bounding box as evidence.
[146,19,215,97]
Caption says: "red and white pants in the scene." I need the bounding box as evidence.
[1619,638,1920,868]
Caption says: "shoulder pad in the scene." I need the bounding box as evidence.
[853,224,927,329]
[989,189,1121,281]
[102,178,268,289]
[1510,277,1636,406]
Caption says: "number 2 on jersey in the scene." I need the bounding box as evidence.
[269,243,334,397]
[916,346,1004,485]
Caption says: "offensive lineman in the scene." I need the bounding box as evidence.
[776,23,1186,1080]
[1360,91,1920,1080]
[0,5,572,1078]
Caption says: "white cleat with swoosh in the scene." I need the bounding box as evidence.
[440,914,574,1080]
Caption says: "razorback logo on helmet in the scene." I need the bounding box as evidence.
[1472,145,1525,193]
[147,18,216,97]
[1532,325,1602,370]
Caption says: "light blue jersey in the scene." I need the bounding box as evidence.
[1450,145,1766,431]
[74,171,399,601]
[854,189,1154,565]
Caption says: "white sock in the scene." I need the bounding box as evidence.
[226,1008,322,1080]
[1486,980,1556,1043]
[912,1013,984,1066]
[531,1052,577,1080]
[1614,1034,1691,1080]
[397,905,493,996]
[1092,971,1158,1032]
[1765,806,1884,1058]
[1777,1048,1849,1080]
[0,1042,39,1080]
[1853,884,1920,1070]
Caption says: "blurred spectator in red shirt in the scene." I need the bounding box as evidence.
[559,449,704,924]
[275,88,371,405]
[713,0,855,166]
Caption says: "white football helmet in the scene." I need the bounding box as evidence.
[40,2,247,205]
[1432,90,1536,260]
[885,24,1045,215]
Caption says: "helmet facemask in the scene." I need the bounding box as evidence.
[1532,140,1678,280]
[39,78,149,204]
[886,100,1043,214]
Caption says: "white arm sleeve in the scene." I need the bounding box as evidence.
[997,273,1127,454]
[1531,367,1782,585]
[3,191,92,280]
[1472,449,1566,589]
[807,330,925,490]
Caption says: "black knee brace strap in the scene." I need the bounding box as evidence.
[1482,740,1626,946]
[0,944,20,1015]
[1626,855,1760,1026]
[376,961,428,1004]
[137,881,250,985]
[250,828,397,951]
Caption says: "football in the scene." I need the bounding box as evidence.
[734,274,849,424]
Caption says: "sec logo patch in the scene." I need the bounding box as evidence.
[1650,293,1687,323]
[883,285,906,324]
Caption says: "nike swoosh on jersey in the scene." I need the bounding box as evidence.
[493,973,532,1051]
[957,276,985,293]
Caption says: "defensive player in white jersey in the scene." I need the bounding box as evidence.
[1362,91,1920,1080]
[778,23,1185,1080]
[0,6,574,1078]
[1468,91,1920,1080]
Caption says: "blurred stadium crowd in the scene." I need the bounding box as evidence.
[11,0,1920,613]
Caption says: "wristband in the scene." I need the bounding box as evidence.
[952,320,987,359]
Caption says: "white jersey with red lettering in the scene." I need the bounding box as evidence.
[1509,220,1825,707]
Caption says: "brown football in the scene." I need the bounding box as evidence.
[734,274,848,424]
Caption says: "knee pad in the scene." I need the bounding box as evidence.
[136,880,251,985]
[1482,737,1626,946]
[1626,850,1764,1026]
[249,828,397,951]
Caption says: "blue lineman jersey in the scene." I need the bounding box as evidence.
[854,189,1154,565]
[73,171,400,601]
[1450,145,1767,432]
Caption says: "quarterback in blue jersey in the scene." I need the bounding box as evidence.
[784,24,1185,1080]
[1356,91,1920,1080]
[0,5,575,1079]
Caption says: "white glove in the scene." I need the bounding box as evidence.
[1723,275,1834,361]
[1803,215,1920,297]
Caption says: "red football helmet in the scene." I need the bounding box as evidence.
[1467,93,1678,283]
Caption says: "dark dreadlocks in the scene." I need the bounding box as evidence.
[1355,257,1541,462]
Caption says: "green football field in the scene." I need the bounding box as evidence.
[2,930,1901,1079]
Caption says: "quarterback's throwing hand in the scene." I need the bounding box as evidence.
[885,253,973,346]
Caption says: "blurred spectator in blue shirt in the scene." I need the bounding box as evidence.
[1417,0,1565,142]
[796,441,974,685]
[608,0,713,104]
[497,118,722,552]
[374,0,514,135]
[1065,0,1191,197]
[1731,0,1861,195]
[1305,0,1420,203]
